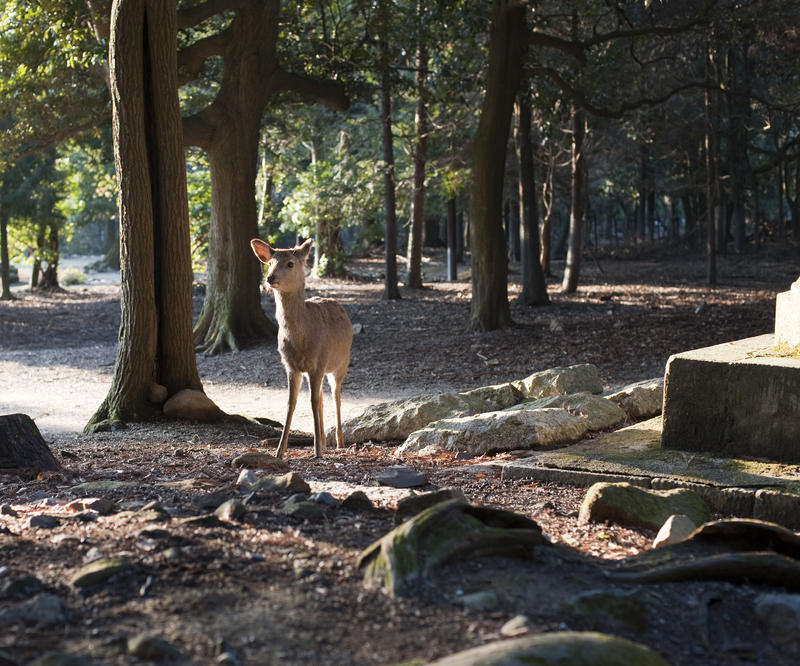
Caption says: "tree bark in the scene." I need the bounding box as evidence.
[406,3,428,290]
[467,0,523,331]
[705,43,717,285]
[0,207,13,300]
[515,96,549,306]
[0,414,61,475]
[87,0,204,431]
[379,0,400,301]
[561,104,586,293]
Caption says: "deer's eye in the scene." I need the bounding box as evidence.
[287,261,294,268]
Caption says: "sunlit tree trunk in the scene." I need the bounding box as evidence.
[0,208,13,300]
[561,105,586,293]
[87,0,205,431]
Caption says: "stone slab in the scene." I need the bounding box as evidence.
[775,286,800,348]
[661,334,800,462]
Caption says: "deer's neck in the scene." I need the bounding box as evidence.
[274,288,308,334]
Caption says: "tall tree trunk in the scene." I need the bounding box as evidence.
[467,0,523,331]
[705,43,717,285]
[514,96,549,306]
[405,0,428,289]
[561,105,586,293]
[379,1,400,301]
[87,0,205,431]
[446,197,458,281]
[0,207,13,300]
[36,221,60,290]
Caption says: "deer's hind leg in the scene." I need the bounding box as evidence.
[275,369,301,459]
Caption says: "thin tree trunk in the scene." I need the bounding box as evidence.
[446,197,458,281]
[0,208,13,300]
[705,44,717,285]
[515,96,549,306]
[540,145,553,276]
[406,1,428,289]
[561,105,586,293]
[379,1,400,300]
[467,0,523,331]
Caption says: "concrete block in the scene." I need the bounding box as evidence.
[661,335,800,462]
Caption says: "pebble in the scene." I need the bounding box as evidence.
[70,558,132,588]
[500,614,535,637]
[309,492,339,507]
[374,466,427,489]
[0,574,43,599]
[127,634,181,661]
[0,593,68,626]
[0,504,18,517]
[215,499,246,522]
[340,491,374,512]
[28,515,60,529]
[236,469,258,487]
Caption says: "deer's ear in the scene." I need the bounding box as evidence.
[297,238,313,258]
[250,239,273,264]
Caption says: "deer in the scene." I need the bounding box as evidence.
[250,237,353,459]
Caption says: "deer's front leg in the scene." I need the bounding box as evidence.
[275,370,301,459]
[309,372,325,458]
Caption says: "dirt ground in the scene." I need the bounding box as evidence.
[1,246,799,665]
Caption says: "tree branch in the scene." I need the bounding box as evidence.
[177,32,231,85]
[272,70,349,112]
[177,0,247,30]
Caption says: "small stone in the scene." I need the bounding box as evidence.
[0,593,68,626]
[0,504,18,517]
[653,514,698,548]
[215,499,246,522]
[251,471,311,494]
[148,382,169,404]
[374,466,427,489]
[340,491,374,512]
[70,558,132,588]
[308,492,339,507]
[28,515,60,529]
[500,614,534,637]
[82,498,117,515]
[231,452,288,471]
[195,492,228,511]
[216,651,242,666]
[236,469,258,487]
[280,496,325,521]
[127,634,181,661]
[395,487,466,524]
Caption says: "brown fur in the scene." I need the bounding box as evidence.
[250,238,353,458]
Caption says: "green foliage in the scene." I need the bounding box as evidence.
[185,148,211,271]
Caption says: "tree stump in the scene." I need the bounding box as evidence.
[0,414,61,475]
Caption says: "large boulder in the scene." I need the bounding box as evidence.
[604,378,664,420]
[397,409,589,457]
[579,482,710,530]
[397,394,625,457]
[337,364,603,444]
[426,631,669,666]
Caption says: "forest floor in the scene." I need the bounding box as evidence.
[1,245,799,665]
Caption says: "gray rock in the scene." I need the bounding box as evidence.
[340,491,374,512]
[70,558,132,588]
[28,514,60,529]
[579,482,710,530]
[308,492,339,507]
[280,496,326,521]
[605,378,664,420]
[0,593,68,626]
[398,408,589,457]
[374,466,427,488]
[395,488,466,524]
[507,393,627,431]
[653,514,698,548]
[195,492,229,512]
[754,593,800,649]
[236,469,258,487]
[127,634,181,661]
[179,514,226,528]
[81,497,117,515]
[425,631,670,666]
[459,590,499,611]
[511,364,604,399]
[214,499,246,522]
[251,471,311,494]
[70,480,140,495]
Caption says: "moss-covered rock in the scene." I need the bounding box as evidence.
[358,499,544,597]
[425,631,669,666]
[579,481,710,530]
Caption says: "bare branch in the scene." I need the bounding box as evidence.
[177,33,231,85]
[177,0,247,30]
[273,70,349,112]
